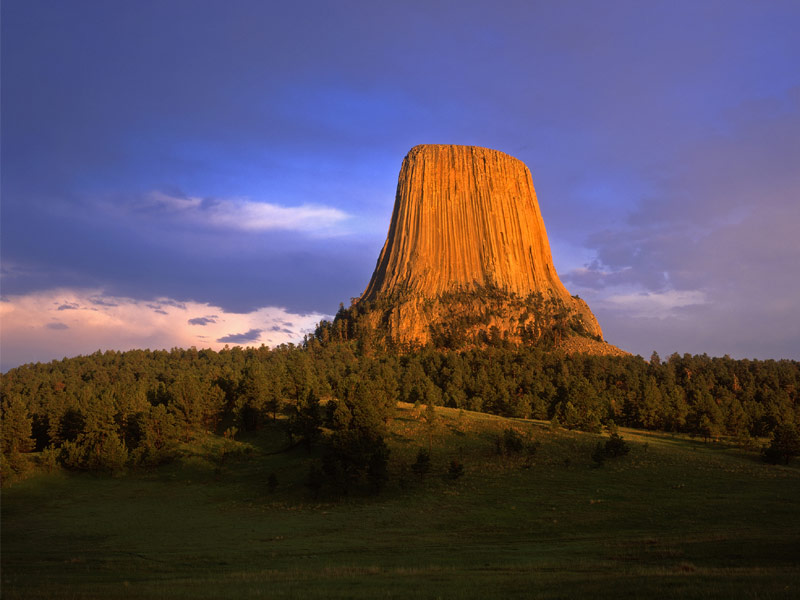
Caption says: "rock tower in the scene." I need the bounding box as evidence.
[342,144,611,351]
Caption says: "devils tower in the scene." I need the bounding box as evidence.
[336,144,616,352]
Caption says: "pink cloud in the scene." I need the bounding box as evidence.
[0,289,330,371]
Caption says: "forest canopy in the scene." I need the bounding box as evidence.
[2,328,799,483]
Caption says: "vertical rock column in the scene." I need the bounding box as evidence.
[358,144,603,344]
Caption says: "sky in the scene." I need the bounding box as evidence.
[2,0,799,371]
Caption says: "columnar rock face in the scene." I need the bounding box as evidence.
[351,144,608,350]
[364,144,574,303]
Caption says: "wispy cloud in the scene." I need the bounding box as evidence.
[270,325,294,334]
[556,91,800,359]
[141,191,350,235]
[600,290,708,319]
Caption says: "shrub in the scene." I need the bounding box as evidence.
[411,448,431,476]
[60,431,128,474]
[763,424,800,465]
[38,446,60,472]
[447,459,464,480]
[495,427,525,456]
[605,433,631,457]
[591,442,606,466]
[592,433,631,466]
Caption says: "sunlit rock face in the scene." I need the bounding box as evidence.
[354,144,608,350]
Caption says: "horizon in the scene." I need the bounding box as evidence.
[2,0,799,371]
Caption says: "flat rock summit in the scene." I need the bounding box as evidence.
[339,144,622,354]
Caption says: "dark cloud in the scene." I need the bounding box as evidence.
[146,303,176,314]
[270,324,296,334]
[45,322,69,330]
[158,299,188,310]
[57,302,79,311]
[89,296,119,307]
[217,329,263,344]
[188,316,217,326]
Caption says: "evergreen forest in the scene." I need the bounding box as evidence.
[3,322,799,485]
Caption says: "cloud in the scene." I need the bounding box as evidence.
[139,191,350,235]
[188,316,218,326]
[89,296,119,307]
[153,299,187,310]
[564,266,653,291]
[270,325,294,334]
[600,290,708,319]
[57,302,80,311]
[593,299,800,361]
[559,89,800,360]
[2,2,797,363]
[0,289,331,372]
[216,329,263,344]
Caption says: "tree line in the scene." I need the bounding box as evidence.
[2,338,799,480]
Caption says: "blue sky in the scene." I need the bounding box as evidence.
[2,0,799,370]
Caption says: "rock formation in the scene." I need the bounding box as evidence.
[338,144,616,352]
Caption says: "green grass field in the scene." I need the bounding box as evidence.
[3,404,799,599]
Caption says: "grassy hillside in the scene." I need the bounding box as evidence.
[3,403,799,599]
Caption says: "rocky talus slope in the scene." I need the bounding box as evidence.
[344,144,620,352]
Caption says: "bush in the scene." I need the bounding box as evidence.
[604,433,631,457]
[495,427,525,456]
[60,431,129,474]
[411,448,431,476]
[447,459,464,480]
[38,446,60,472]
[591,442,606,466]
[763,424,800,465]
[592,433,631,466]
